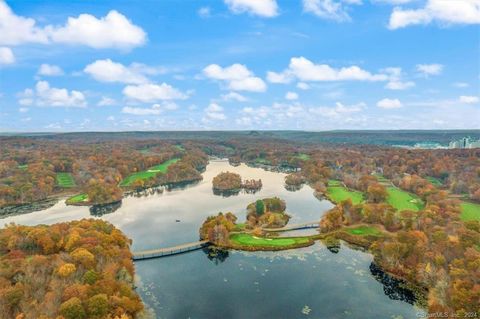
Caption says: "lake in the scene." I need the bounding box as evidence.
[2,159,423,318]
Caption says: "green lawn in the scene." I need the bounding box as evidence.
[386,187,424,212]
[345,225,383,237]
[18,164,28,170]
[296,153,310,161]
[327,180,342,186]
[66,193,88,204]
[426,176,443,187]
[460,202,480,221]
[119,158,180,187]
[56,172,76,188]
[327,181,364,205]
[230,233,311,248]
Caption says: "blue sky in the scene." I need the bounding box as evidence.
[0,0,478,132]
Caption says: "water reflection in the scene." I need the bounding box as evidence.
[202,246,230,264]
[89,200,122,217]
[284,184,304,192]
[369,262,420,305]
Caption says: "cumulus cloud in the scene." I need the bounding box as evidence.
[388,0,480,29]
[0,46,14,64]
[285,92,299,100]
[122,102,177,115]
[198,7,211,18]
[268,56,388,83]
[224,0,278,17]
[459,95,479,104]
[97,97,116,106]
[297,82,311,90]
[18,81,86,107]
[416,63,443,77]
[123,83,187,103]
[0,2,146,49]
[203,63,267,92]
[37,64,64,76]
[84,59,156,84]
[303,0,354,22]
[309,102,365,118]
[221,91,247,101]
[203,103,226,121]
[383,67,415,90]
[377,98,402,109]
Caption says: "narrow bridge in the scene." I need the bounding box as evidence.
[262,221,319,232]
[132,240,209,261]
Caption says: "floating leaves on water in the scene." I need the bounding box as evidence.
[223,278,228,282]
[301,305,312,315]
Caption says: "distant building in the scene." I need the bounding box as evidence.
[449,136,480,149]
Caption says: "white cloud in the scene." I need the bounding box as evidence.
[224,0,279,17]
[84,59,157,84]
[267,71,292,83]
[198,7,211,18]
[373,0,414,4]
[459,95,479,104]
[203,63,267,92]
[268,56,388,83]
[303,0,354,22]
[285,91,299,100]
[97,97,116,106]
[309,102,365,118]
[19,107,29,113]
[203,103,226,121]
[377,98,402,109]
[37,64,64,76]
[0,47,14,64]
[122,102,178,115]
[18,81,86,108]
[388,0,480,29]
[386,80,415,90]
[0,2,146,49]
[383,67,415,90]
[453,82,469,88]
[297,82,311,90]
[416,63,443,76]
[123,83,187,103]
[221,91,247,101]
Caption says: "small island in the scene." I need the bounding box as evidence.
[284,172,305,191]
[246,197,290,229]
[212,171,262,196]
[198,197,314,251]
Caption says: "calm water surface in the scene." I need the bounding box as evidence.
[2,160,422,318]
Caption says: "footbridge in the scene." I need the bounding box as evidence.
[132,240,209,261]
[262,221,319,232]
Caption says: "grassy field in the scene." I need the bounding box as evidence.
[460,202,480,221]
[296,153,310,161]
[18,164,28,170]
[66,193,88,204]
[345,225,383,237]
[386,187,424,212]
[426,176,443,187]
[327,180,364,205]
[230,233,311,248]
[327,180,342,186]
[56,172,76,188]
[119,158,180,187]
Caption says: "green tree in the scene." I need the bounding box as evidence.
[59,297,86,319]
[86,294,109,318]
[255,199,265,216]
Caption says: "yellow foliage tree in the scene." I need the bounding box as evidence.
[57,263,76,278]
[70,248,95,267]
